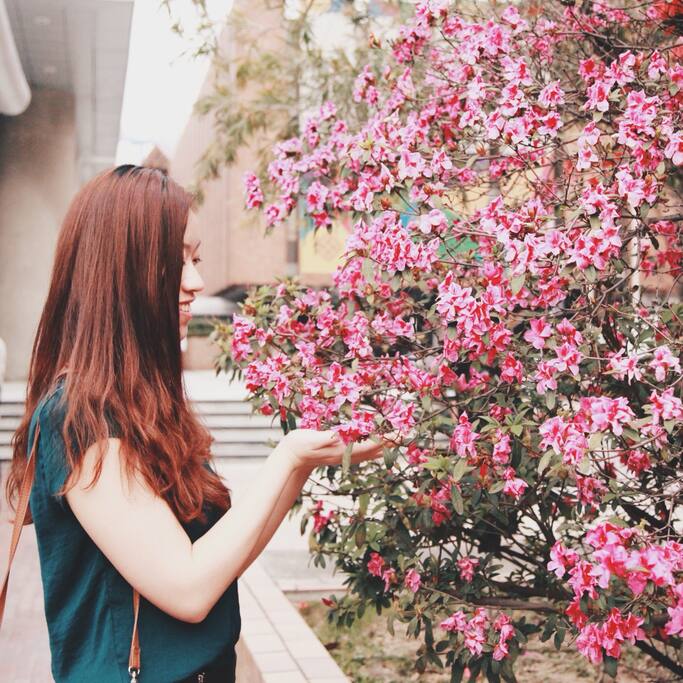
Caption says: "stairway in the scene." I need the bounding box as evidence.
[0,393,282,463]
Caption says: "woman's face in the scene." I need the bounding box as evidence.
[179,213,205,340]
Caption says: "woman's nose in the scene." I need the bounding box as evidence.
[182,263,205,295]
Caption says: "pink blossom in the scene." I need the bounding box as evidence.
[666,605,683,636]
[584,78,613,112]
[534,361,558,395]
[500,353,524,384]
[568,560,598,600]
[648,388,683,425]
[404,569,422,593]
[305,181,328,213]
[457,556,479,583]
[552,343,583,377]
[440,610,467,632]
[538,80,565,107]
[311,501,335,533]
[576,623,603,664]
[367,552,385,577]
[580,396,635,436]
[649,345,681,382]
[502,467,527,499]
[548,542,579,579]
[382,567,397,592]
[664,131,683,166]
[450,411,480,459]
[492,430,511,464]
[523,317,553,350]
[244,172,264,209]
[607,349,642,384]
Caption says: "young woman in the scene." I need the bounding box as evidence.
[4,165,387,682]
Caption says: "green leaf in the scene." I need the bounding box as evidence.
[544,391,556,410]
[553,627,566,650]
[450,662,465,683]
[588,431,604,451]
[537,451,552,475]
[451,487,464,516]
[387,611,396,636]
[407,616,421,637]
[452,458,468,482]
[510,274,526,295]
[486,664,501,683]
[489,481,505,494]
[383,447,399,468]
[342,442,353,475]
[603,655,618,678]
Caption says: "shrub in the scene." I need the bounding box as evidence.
[215,1,683,679]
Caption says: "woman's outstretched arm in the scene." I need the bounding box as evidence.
[65,430,384,623]
[234,463,314,578]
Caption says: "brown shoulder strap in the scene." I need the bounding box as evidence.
[1,416,141,679]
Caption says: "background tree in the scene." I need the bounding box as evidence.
[164,0,410,201]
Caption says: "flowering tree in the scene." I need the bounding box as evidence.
[215,0,683,679]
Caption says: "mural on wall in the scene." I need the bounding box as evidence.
[298,210,352,275]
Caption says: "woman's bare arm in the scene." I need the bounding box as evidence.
[64,430,384,623]
[234,463,314,578]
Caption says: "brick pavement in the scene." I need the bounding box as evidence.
[0,463,53,682]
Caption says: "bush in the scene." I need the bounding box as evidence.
[215,1,683,679]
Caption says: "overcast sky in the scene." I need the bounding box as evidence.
[115,0,232,166]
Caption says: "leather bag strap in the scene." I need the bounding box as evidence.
[1,410,142,680]
[0,424,37,625]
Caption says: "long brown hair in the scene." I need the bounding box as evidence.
[5,165,230,524]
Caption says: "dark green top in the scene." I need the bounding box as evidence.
[28,378,241,683]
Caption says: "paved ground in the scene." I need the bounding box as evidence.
[0,372,344,680]
[0,483,52,681]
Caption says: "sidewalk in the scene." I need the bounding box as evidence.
[0,493,51,681]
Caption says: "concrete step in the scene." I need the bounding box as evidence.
[0,400,262,418]
[0,426,281,447]
[0,441,275,461]
[0,403,24,418]
[0,413,277,432]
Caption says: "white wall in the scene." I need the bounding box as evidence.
[0,88,78,380]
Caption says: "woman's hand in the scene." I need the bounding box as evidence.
[275,428,400,471]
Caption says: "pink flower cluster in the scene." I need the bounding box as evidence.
[549,523,683,664]
[440,609,515,661]
[310,500,335,533]
[229,0,683,674]
[367,552,423,594]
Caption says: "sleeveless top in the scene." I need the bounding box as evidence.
[27,378,241,683]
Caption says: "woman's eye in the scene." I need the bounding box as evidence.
[193,257,202,265]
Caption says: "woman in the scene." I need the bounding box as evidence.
[4,165,387,682]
